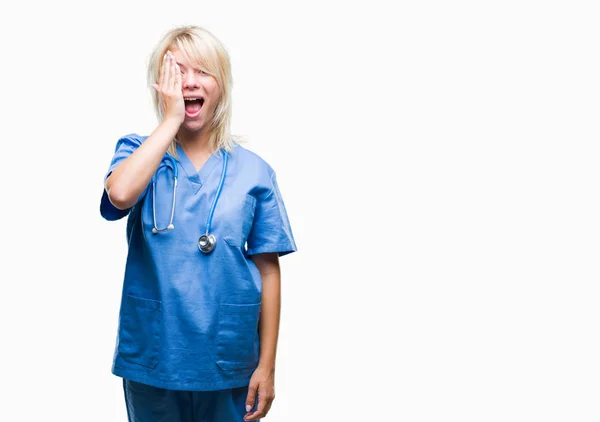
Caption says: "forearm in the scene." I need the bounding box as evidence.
[256,256,281,370]
[105,118,180,210]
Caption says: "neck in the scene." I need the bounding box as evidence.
[177,128,215,155]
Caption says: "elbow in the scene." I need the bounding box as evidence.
[106,186,136,210]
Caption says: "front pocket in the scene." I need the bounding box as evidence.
[118,295,161,369]
[216,302,261,371]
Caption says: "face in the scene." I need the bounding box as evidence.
[170,47,221,133]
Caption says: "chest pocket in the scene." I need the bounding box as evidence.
[221,194,256,249]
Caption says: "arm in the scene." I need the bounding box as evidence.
[106,50,185,210]
[105,119,180,210]
[255,252,281,370]
[244,252,281,421]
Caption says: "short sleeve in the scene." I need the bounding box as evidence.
[100,134,149,221]
[246,172,297,257]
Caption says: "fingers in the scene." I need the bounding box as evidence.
[264,397,274,416]
[245,382,257,414]
[158,51,176,91]
[174,61,182,90]
[243,398,267,421]
[170,57,180,91]
[166,51,174,89]
[244,385,274,421]
[164,51,181,94]
[155,53,168,114]
[153,50,185,123]
[159,52,168,90]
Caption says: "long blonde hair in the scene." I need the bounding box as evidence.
[147,25,239,157]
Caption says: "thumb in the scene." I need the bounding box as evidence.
[150,83,159,92]
[245,382,258,413]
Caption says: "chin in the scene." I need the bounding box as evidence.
[182,120,206,132]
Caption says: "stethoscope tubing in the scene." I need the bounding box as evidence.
[151,155,178,233]
[205,151,228,235]
[151,150,228,254]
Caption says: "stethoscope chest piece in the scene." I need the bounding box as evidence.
[198,234,216,254]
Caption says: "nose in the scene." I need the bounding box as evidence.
[182,72,200,90]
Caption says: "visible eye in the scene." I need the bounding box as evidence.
[197,69,208,75]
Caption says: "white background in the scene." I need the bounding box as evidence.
[1,0,599,421]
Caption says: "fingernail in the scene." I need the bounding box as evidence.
[246,405,252,412]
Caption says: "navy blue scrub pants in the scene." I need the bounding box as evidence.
[123,379,259,422]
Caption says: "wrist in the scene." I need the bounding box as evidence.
[162,115,183,127]
[257,360,275,372]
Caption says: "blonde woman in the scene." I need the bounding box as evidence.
[100,25,296,422]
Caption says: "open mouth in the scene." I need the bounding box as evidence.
[184,97,204,117]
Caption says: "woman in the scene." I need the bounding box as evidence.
[100,25,297,422]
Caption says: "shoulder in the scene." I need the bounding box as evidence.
[229,143,276,177]
[228,144,281,196]
[113,133,149,150]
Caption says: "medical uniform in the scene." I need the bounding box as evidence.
[100,133,297,420]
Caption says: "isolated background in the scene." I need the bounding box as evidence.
[1,0,599,421]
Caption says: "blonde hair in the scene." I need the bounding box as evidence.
[147,25,240,157]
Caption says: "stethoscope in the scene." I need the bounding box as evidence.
[151,150,228,254]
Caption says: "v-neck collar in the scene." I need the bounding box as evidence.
[176,143,222,187]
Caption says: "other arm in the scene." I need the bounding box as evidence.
[244,252,281,421]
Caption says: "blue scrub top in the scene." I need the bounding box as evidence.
[100,133,297,391]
